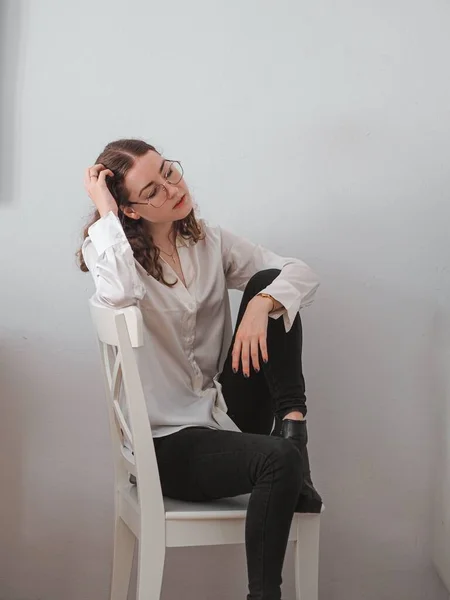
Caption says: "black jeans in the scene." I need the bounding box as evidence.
[154,270,307,600]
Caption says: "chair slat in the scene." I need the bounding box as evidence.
[114,400,133,447]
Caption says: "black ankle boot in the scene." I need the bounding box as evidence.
[272,417,322,513]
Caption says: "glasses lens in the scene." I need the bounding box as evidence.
[166,161,183,185]
[149,185,167,208]
[149,162,183,208]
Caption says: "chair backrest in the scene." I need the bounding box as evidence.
[89,302,165,525]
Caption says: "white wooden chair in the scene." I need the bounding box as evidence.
[89,302,321,600]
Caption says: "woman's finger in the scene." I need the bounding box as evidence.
[250,336,260,372]
[98,169,114,186]
[90,163,105,173]
[259,334,269,364]
[232,337,242,373]
[85,164,104,186]
[88,164,105,181]
[241,339,250,377]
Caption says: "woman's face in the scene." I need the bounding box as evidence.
[122,150,193,224]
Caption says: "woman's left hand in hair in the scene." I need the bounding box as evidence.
[231,295,274,377]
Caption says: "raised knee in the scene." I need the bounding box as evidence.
[246,269,281,294]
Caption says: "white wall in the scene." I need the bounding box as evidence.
[1,1,449,599]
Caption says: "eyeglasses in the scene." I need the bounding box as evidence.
[129,160,184,208]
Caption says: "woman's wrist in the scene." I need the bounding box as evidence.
[255,293,275,313]
[98,203,118,218]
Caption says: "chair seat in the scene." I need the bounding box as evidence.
[164,495,325,519]
[125,486,319,548]
[129,485,322,521]
[163,493,250,520]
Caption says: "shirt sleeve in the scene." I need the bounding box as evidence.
[81,211,146,308]
[219,226,320,332]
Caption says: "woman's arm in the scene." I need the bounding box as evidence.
[82,212,145,308]
[82,165,145,308]
[219,226,319,332]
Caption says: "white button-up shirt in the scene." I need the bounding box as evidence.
[83,212,319,437]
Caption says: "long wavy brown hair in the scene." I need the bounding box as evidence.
[77,139,204,286]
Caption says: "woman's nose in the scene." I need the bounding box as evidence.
[165,182,179,198]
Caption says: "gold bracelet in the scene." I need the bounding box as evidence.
[257,293,275,312]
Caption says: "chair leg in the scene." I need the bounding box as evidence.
[294,514,320,600]
[136,530,166,600]
[111,517,135,600]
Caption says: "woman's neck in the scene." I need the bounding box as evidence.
[148,220,176,249]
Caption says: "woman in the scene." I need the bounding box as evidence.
[79,138,321,600]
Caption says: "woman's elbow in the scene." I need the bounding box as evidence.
[94,280,138,309]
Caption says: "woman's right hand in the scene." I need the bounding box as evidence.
[84,164,117,217]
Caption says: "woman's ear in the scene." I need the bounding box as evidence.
[121,205,141,220]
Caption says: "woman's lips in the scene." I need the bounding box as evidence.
[173,194,186,209]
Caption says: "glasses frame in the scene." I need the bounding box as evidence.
[128,160,184,208]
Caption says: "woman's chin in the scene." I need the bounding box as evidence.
[175,199,193,220]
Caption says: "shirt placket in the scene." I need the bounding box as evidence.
[180,304,202,392]
[176,245,203,392]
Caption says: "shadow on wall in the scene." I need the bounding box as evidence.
[0,0,25,204]
[0,334,115,600]
[0,342,25,599]
[431,304,450,594]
